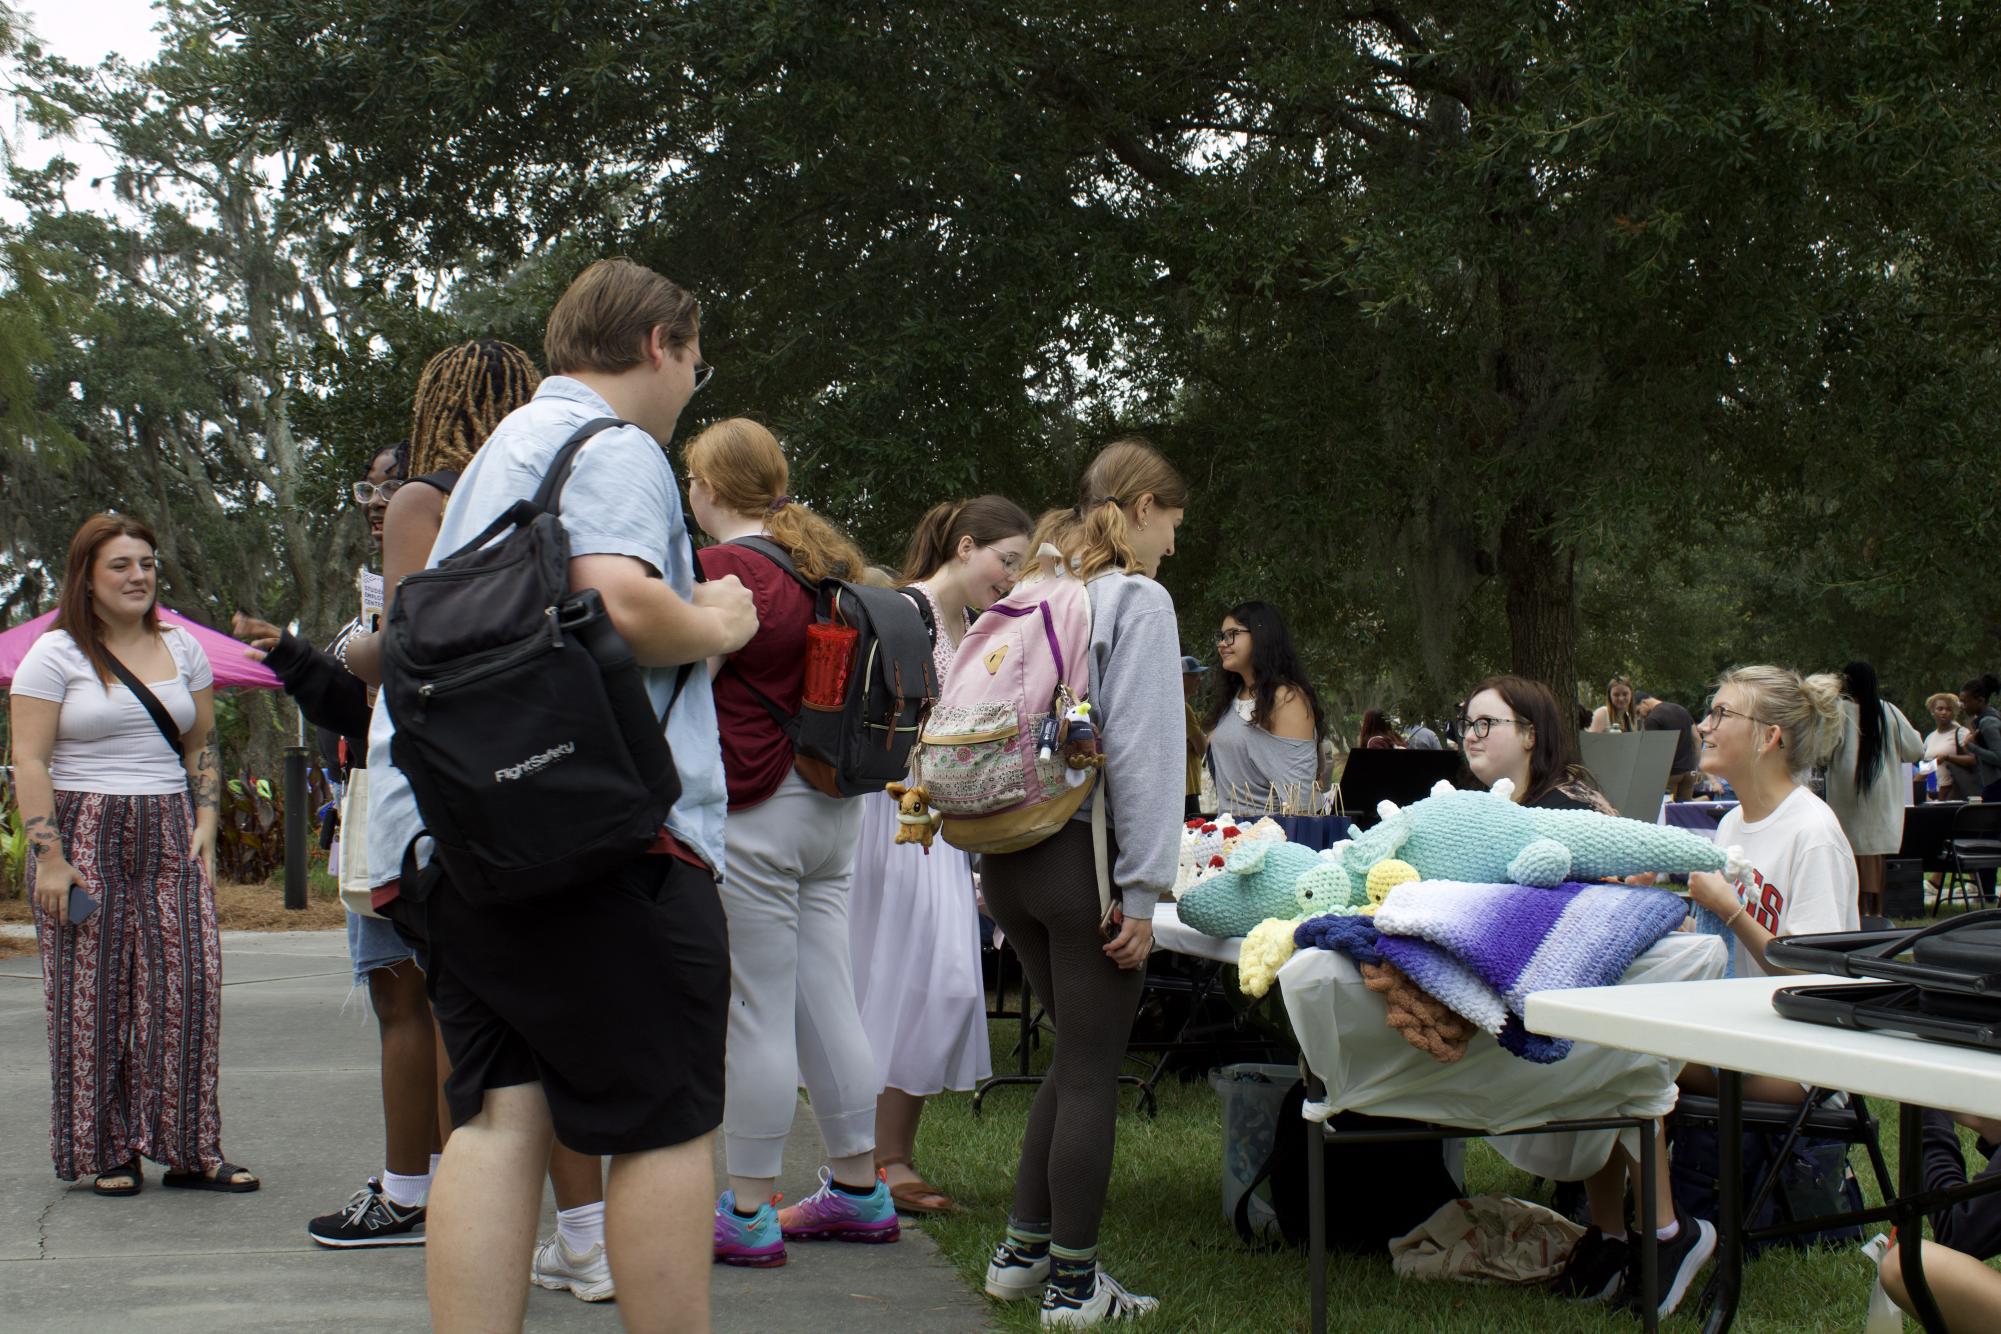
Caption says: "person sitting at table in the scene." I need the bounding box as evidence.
[1879,1238,2001,1333]
[1824,661,1925,918]
[1682,665,1858,1074]
[1203,601,1323,816]
[1587,674,1639,733]
[1927,692,1984,801]
[1463,675,1713,1316]
[1958,674,2001,799]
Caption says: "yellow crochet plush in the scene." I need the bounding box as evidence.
[1237,917,1300,999]
[1366,859,1420,907]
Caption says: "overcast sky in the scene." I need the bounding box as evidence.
[7,0,164,209]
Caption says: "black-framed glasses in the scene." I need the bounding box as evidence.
[1458,715,1527,740]
[351,479,404,505]
[1702,702,1774,729]
[1216,628,1247,647]
[692,362,714,394]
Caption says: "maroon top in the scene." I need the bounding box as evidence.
[698,542,814,810]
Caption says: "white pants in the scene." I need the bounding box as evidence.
[720,771,877,1179]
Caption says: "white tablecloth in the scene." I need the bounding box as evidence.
[1151,903,1728,1178]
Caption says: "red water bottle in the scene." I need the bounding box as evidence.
[802,621,859,710]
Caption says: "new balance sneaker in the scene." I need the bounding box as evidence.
[1039,1266,1159,1327]
[1548,1225,1630,1302]
[777,1166,900,1244]
[530,1233,615,1302]
[985,1240,1052,1301]
[713,1190,786,1267]
[1620,1211,1718,1321]
[306,1178,426,1249]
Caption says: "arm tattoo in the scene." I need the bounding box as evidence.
[192,727,220,815]
[23,814,59,858]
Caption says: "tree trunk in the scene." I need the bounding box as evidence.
[1499,498,1578,733]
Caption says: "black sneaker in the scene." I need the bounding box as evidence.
[1620,1210,1717,1320]
[307,1178,427,1248]
[1549,1226,1630,1302]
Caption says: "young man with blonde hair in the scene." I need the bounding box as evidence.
[381,258,756,1332]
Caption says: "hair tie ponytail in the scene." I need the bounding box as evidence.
[767,495,792,514]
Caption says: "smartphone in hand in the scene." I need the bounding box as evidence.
[66,885,98,926]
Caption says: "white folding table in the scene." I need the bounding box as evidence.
[1528,973,2001,1333]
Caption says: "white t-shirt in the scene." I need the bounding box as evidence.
[10,626,211,794]
[1713,785,1858,976]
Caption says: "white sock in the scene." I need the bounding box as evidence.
[430,1152,443,1176]
[1603,1228,1629,1243]
[381,1169,430,1208]
[1656,1219,1680,1243]
[558,1200,606,1254]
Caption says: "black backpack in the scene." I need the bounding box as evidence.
[1233,1079,1461,1253]
[723,535,939,798]
[382,417,687,905]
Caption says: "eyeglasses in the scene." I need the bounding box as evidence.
[1458,715,1527,740]
[1702,703,1775,729]
[692,362,714,394]
[985,547,1023,574]
[1216,628,1247,647]
[351,480,404,505]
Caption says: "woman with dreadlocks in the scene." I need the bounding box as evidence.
[1824,660,1924,917]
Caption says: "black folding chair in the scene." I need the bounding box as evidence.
[1932,803,2001,915]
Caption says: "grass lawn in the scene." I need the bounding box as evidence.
[911,920,1998,1334]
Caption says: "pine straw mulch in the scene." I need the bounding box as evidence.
[0,878,347,932]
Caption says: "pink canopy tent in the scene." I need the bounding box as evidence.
[0,607,282,691]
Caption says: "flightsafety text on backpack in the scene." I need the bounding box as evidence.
[366,259,757,1332]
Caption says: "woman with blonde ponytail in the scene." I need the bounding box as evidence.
[682,419,897,1264]
[848,492,1032,1217]
[980,438,1188,1325]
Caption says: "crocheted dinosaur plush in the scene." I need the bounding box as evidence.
[1321,778,1731,900]
[1177,839,1405,938]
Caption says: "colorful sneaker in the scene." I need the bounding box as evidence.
[306,1178,426,1248]
[777,1166,900,1244]
[985,1239,1052,1300]
[713,1190,786,1267]
[530,1233,615,1302]
[1040,1266,1159,1327]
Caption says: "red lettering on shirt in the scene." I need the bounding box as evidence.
[1733,866,1785,933]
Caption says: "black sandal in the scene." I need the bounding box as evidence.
[92,1160,143,1197]
[162,1159,259,1193]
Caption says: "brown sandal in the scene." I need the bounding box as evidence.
[876,1156,961,1215]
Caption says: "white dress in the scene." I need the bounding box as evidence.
[846,584,992,1095]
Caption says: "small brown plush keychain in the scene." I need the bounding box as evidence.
[885,782,939,852]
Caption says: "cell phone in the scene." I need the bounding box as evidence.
[67,885,99,926]
[1099,902,1122,942]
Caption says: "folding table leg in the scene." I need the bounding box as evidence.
[1639,1122,1660,1334]
[1306,1066,1327,1334]
[1898,1101,1949,1333]
[1701,1069,1744,1334]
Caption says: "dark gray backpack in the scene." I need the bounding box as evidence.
[725,536,938,798]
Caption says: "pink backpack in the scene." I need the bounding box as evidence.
[916,561,1109,905]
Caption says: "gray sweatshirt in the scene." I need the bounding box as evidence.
[1069,571,1184,919]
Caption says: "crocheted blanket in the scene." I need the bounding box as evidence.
[1299,880,1689,1063]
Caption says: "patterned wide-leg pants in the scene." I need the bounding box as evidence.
[32,790,222,1182]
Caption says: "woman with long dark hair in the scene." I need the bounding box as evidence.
[1458,675,1610,810]
[1824,660,1924,917]
[12,514,256,1195]
[1356,708,1406,751]
[1203,601,1324,815]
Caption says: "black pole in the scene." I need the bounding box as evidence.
[283,744,307,910]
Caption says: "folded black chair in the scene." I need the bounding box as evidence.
[1934,803,2001,915]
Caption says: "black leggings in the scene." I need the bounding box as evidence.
[981,821,1145,1251]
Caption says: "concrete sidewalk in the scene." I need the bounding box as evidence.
[0,928,989,1332]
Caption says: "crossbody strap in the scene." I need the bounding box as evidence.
[103,650,184,757]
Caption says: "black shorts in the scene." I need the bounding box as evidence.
[422,852,730,1156]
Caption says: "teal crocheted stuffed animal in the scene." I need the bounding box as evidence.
[1311,778,1732,906]
[1178,839,1370,938]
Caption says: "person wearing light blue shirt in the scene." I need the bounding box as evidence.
[371,260,756,1334]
